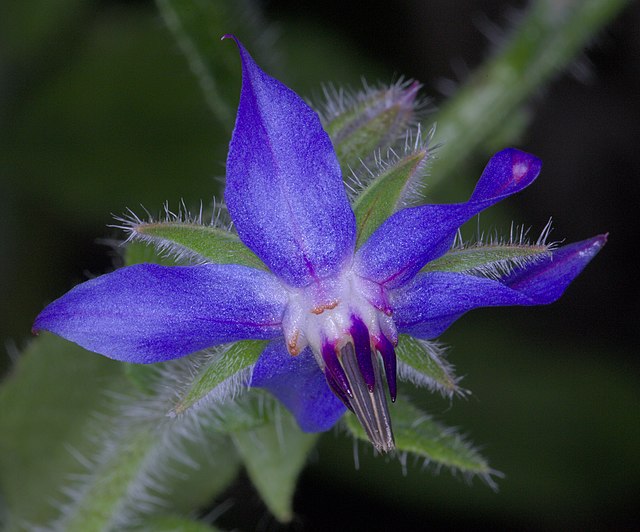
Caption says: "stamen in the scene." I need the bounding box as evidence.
[321,342,352,399]
[340,342,395,453]
[376,334,397,402]
[350,315,375,391]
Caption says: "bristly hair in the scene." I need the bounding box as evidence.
[344,124,437,208]
[40,348,266,531]
[343,396,502,490]
[396,338,466,399]
[316,78,432,171]
[110,198,234,265]
[316,77,430,127]
[447,218,557,280]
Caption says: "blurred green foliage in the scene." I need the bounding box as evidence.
[1,0,638,529]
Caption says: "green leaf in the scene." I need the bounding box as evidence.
[395,335,459,396]
[0,334,125,529]
[0,334,240,530]
[324,82,420,172]
[62,428,157,532]
[423,242,550,275]
[232,407,319,522]
[55,373,241,530]
[172,340,267,416]
[130,221,265,269]
[155,0,276,129]
[352,147,428,247]
[135,514,222,532]
[345,397,494,480]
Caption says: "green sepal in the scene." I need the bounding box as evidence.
[324,82,419,172]
[171,340,267,416]
[124,239,178,267]
[352,147,428,247]
[130,221,266,269]
[345,397,494,480]
[395,335,459,396]
[232,407,319,523]
[422,242,550,275]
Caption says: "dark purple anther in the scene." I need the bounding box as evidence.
[376,334,397,402]
[324,371,353,411]
[321,341,353,401]
[350,315,375,392]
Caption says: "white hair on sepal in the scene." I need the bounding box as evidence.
[447,218,558,281]
[396,339,466,400]
[35,343,265,531]
[315,78,431,168]
[397,123,440,208]
[345,124,436,210]
[340,396,500,487]
[109,197,237,266]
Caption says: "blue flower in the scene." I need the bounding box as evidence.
[34,36,605,452]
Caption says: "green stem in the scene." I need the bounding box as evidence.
[428,0,629,187]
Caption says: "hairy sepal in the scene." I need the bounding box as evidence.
[170,340,268,416]
[423,235,552,279]
[395,335,460,397]
[352,138,430,247]
[345,397,496,484]
[127,220,265,269]
[322,80,422,172]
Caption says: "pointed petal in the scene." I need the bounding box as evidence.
[355,149,541,288]
[224,36,355,288]
[33,264,287,363]
[251,340,346,432]
[392,235,606,339]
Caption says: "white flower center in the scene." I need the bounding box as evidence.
[281,267,396,367]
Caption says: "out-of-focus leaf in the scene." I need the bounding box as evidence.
[0,334,124,529]
[135,514,222,532]
[3,10,222,223]
[232,407,318,522]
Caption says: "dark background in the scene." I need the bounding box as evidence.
[1,0,639,529]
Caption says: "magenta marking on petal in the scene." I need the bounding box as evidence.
[376,334,397,402]
[350,315,375,392]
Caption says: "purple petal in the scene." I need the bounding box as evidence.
[392,235,606,339]
[224,36,355,288]
[355,149,541,288]
[33,264,287,363]
[251,340,347,432]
